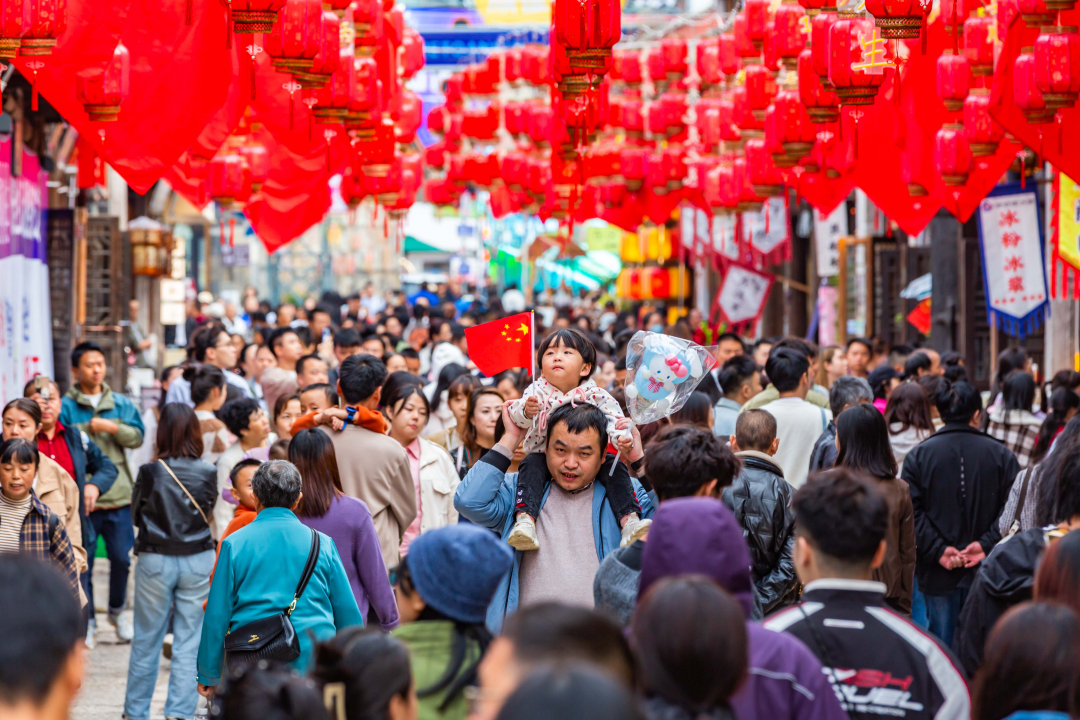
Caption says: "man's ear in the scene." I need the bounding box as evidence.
[290,492,304,512]
[580,363,593,378]
[696,478,720,498]
[729,435,741,453]
[768,437,779,456]
[336,380,344,399]
[370,385,382,406]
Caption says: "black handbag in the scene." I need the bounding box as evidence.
[224,528,320,670]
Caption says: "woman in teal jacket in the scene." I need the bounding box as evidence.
[196,460,363,692]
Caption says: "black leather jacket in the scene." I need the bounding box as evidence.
[131,457,217,555]
[722,452,798,614]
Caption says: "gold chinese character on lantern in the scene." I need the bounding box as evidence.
[851,28,889,75]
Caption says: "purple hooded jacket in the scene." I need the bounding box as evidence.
[638,498,848,720]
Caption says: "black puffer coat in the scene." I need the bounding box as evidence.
[722,452,798,613]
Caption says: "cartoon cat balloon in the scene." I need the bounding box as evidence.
[623,332,717,424]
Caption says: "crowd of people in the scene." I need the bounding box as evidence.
[5,281,1080,720]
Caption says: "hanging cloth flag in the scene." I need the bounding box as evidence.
[976,183,1049,338]
[741,196,791,268]
[814,204,846,278]
[1052,170,1080,300]
[713,259,775,335]
[464,312,535,377]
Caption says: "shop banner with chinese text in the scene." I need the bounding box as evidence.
[0,138,52,406]
[976,184,1048,338]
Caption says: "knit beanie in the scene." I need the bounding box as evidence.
[407,523,514,624]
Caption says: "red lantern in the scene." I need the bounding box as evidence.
[208,155,249,207]
[798,0,835,16]
[612,48,642,83]
[940,0,970,35]
[662,37,687,77]
[733,14,760,59]
[395,89,422,143]
[732,84,764,131]
[313,50,356,123]
[936,50,970,112]
[734,155,766,210]
[745,0,768,50]
[75,42,129,122]
[798,48,839,122]
[237,144,269,193]
[963,88,1003,156]
[699,42,722,87]
[763,19,780,71]
[864,0,926,39]
[353,0,385,55]
[0,0,27,59]
[554,0,620,71]
[774,87,816,160]
[1014,46,1056,122]
[828,14,887,106]
[620,147,647,191]
[401,28,424,79]
[231,0,286,34]
[963,16,994,76]
[746,137,785,196]
[811,10,837,82]
[719,33,740,76]
[717,95,742,141]
[1035,26,1080,110]
[746,62,778,120]
[17,0,65,56]
[266,0,323,74]
[934,122,972,185]
[1018,0,1055,27]
[774,1,807,67]
[293,11,340,89]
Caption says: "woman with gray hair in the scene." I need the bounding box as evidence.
[196,460,364,696]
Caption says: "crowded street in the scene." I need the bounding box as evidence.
[7,0,1080,719]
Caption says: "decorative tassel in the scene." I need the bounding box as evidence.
[226,3,232,49]
[229,217,235,247]
[1074,264,1079,299]
[854,113,860,160]
[1058,112,1064,155]
[289,94,295,130]
[308,112,313,142]
[1019,152,1025,189]
[921,11,928,54]
[219,217,226,246]
[186,0,193,25]
[31,76,38,111]
[765,200,771,233]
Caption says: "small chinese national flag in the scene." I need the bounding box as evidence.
[465,312,534,377]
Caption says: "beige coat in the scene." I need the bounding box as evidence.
[322,424,416,570]
[36,454,88,577]
[416,438,461,534]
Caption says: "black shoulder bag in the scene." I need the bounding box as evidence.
[224,528,320,670]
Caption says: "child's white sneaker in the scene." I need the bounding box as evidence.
[620,514,652,547]
[508,516,540,551]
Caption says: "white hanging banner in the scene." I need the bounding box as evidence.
[977,185,1049,337]
[712,213,739,261]
[814,204,846,278]
[716,261,774,331]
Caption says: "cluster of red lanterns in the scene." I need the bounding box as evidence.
[187,0,424,231]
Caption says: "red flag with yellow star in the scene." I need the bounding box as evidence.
[464,312,534,377]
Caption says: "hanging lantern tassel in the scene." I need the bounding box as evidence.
[219,216,226,246]
[1058,112,1064,155]
[26,61,44,111]
[225,1,233,49]
[229,217,236,248]
[1019,151,1026,189]
[289,94,295,130]
[921,11,928,54]
[186,0,193,25]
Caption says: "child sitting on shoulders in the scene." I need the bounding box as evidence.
[506,328,650,551]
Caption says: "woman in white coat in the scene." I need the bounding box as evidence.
[383,383,460,557]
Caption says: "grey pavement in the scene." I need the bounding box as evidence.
[72,557,197,720]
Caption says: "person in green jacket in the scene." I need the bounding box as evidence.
[392,524,513,720]
[196,460,364,694]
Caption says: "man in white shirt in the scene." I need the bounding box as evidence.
[166,322,253,406]
[360,282,386,317]
[760,347,831,489]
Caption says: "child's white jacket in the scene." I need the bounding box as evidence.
[508,377,625,454]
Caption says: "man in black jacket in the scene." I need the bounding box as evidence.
[901,380,1020,647]
[953,449,1080,675]
[725,409,797,613]
[764,469,971,720]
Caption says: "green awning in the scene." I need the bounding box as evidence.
[403,236,450,254]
